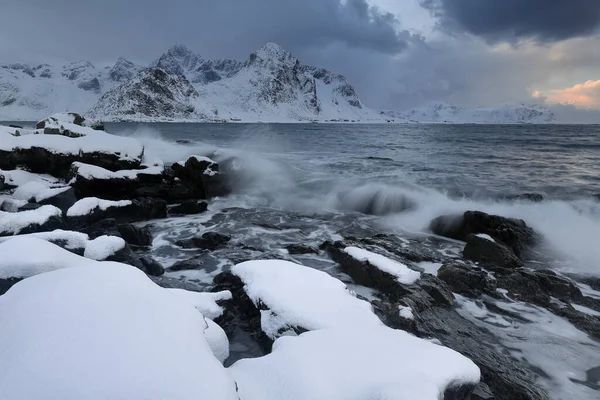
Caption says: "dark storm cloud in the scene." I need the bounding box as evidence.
[0,0,409,63]
[421,0,600,43]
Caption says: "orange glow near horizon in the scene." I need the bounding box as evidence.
[539,80,600,109]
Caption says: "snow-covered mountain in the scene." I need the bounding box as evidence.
[0,58,141,120]
[382,102,556,124]
[92,43,376,122]
[0,44,561,123]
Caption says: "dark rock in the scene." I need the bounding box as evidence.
[437,262,497,298]
[38,187,78,214]
[549,302,600,339]
[81,218,119,239]
[212,272,277,353]
[17,203,42,212]
[506,193,544,203]
[169,200,208,215]
[171,156,230,198]
[149,275,206,291]
[419,307,549,400]
[69,197,167,228]
[0,277,21,295]
[175,231,231,250]
[533,270,583,303]
[286,244,319,255]
[430,210,539,258]
[0,147,142,179]
[463,234,524,273]
[117,223,153,247]
[167,257,206,272]
[8,124,23,129]
[445,382,495,400]
[138,257,165,276]
[0,174,4,191]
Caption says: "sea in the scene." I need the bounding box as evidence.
[11,121,600,398]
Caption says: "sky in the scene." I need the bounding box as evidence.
[2,0,600,115]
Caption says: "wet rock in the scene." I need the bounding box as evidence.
[81,218,119,239]
[324,241,454,308]
[437,262,497,298]
[138,256,165,276]
[117,223,153,247]
[17,203,42,212]
[169,200,208,215]
[175,231,231,250]
[38,187,78,214]
[212,272,274,353]
[533,270,583,303]
[286,244,319,255]
[69,198,167,228]
[549,302,600,339]
[418,308,549,400]
[171,156,230,199]
[0,174,4,191]
[445,382,495,400]
[0,147,141,179]
[463,234,524,273]
[430,211,538,258]
[506,193,544,203]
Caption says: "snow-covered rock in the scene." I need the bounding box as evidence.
[343,246,421,285]
[383,102,556,124]
[0,261,238,400]
[231,259,383,339]
[0,205,63,236]
[230,326,481,400]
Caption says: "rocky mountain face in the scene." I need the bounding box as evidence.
[87,68,200,121]
[382,102,556,124]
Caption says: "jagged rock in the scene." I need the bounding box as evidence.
[69,198,167,228]
[430,210,538,258]
[171,156,229,198]
[169,200,208,215]
[175,231,231,250]
[437,262,497,298]
[285,244,319,255]
[463,234,524,273]
[117,223,153,247]
[138,256,165,276]
[38,187,78,214]
[36,113,104,131]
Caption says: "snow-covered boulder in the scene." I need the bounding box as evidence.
[0,262,238,400]
[0,123,144,178]
[222,259,382,340]
[66,197,167,226]
[36,112,104,132]
[231,326,481,400]
[0,205,64,236]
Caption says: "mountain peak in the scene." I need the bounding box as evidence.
[247,42,297,68]
[153,44,203,76]
[165,44,194,58]
[109,57,139,82]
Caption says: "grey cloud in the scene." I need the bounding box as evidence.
[0,0,408,63]
[421,0,600,43]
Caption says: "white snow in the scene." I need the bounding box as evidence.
[205,318,230,363]
[12,181,69,202]
[343,246,421,285]
[0,262,238,400]
[67,197,132,217]
[0,205,61,235]
[230,326,481,400]
[83,235,126,261]
[166,289,232,320]
[572,303,600,317]
[0,236,96,278]
[418,261,443,275]
[0,229,89,250]
[0,126,144,162]
[71,161,163,180]
[398,305,415,320]
[231,260,382,338]
[0,168,58,188]
[475,234,496,243]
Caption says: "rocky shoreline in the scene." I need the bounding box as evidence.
[1,113,599,399]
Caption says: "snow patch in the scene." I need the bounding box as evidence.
[83,235,126,261]
[344,246,421,285]
[0,205,61,235]
[398,305,414,320]
[475,234,496,243]
[166,289,232,320]
[67,197,132,217]
[72,161,163,180]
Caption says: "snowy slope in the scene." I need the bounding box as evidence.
[0,59,141,121]
[382,102,556,124]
